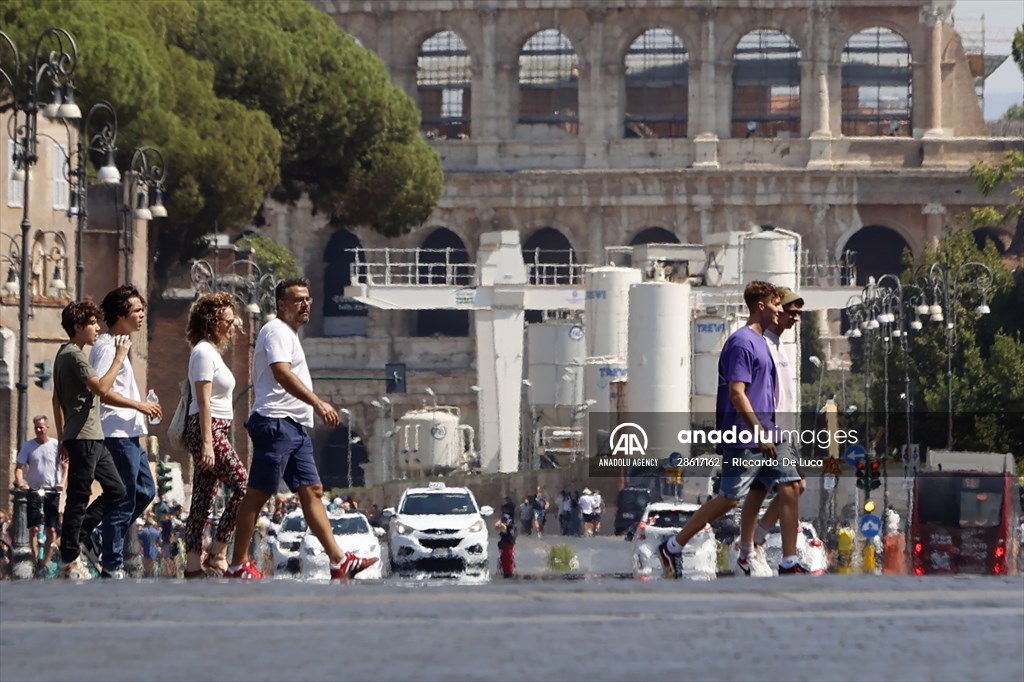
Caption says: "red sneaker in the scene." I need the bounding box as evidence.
[224,560,264,580]
[330,553,379,580]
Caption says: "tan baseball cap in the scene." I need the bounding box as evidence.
[777,287,804,307]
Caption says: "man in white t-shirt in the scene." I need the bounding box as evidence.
[733,286,808,576]
[15,415,66,573]
[578,489,595,536]
[226,278,378,581]
[89,285,162,578]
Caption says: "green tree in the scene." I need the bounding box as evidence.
[235,233,299,281]
[2,0,442,276]
[859,230,1024,454]
[1002,103,1024,121]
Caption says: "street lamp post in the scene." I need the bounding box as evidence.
[68,100,120,297]
[808,355,825,455]
[120,145,167,284]
[915,262,993,450]
[371,396,395,483]
[339,408,354,488]
[191,256,277,321]
[2,26,81,456]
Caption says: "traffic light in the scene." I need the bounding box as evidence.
[157,458,172,498]
[856,459,869,490]
[32,359,52,391]
[385,362,407,394]
[869,459,882,490]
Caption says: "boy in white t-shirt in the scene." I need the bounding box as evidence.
[90,285,162,578]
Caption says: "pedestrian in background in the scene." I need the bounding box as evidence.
[52,301,128,578]
[90,285,161,579]
[496,511,516,578]
[519,496,534,536]
[532,486,549,538]
[182,293,248,578]
[138,516,161,578]
[14,415,65,575]
[226,278,376,580]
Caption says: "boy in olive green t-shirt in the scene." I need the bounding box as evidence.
[51,301,131,575]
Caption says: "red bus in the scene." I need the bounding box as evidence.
[911,471,1022,576]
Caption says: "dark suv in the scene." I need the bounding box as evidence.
[614,487,655,536]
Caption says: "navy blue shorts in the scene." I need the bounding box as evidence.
[245,413,320,494]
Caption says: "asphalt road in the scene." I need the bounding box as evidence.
[1,558,1021,682]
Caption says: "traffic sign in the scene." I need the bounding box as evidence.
[844,445,867,467]
[823,457,843,475]
[859,513,881,538]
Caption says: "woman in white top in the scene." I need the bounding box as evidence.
[183,293,247,578]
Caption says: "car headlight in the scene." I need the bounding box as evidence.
[467,520,484,533]
[395,522,414,535]
[305,546,323,556]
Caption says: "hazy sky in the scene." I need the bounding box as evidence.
[952,0,1023,118]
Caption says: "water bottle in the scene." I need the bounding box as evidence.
[146,388,161,425]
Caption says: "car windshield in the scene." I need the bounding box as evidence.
[619,489,651,510]
[918,475,1005,528]
[330,516,370,535]
[401,492,476,515]
[282,515,307,533]
[645,510,693,528]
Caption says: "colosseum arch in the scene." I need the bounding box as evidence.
[415,227,471,337]
[841,225,913,285]
[629,226,680,245]
[731,28,802,139]
[623,28,689,139]
[522,227,578,323]
[518,29,580,135]
[322,229,368,337]
[417,30,472,140]
[841,26,913,137]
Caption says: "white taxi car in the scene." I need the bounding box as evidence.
[631,502,717,580]
[385,482,493,578]
[269,510,306,576]
[300,512,384,580]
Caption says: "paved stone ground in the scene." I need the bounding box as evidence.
[1,570,1021,682]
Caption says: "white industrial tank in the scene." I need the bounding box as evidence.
[395,408,464,473]
[740,230,798,290]
[627,281,692,461]
[626,281,691,414]
[583,359,627,416]
[525,321,585,412]
[692,316,727,397]
[584,266,642,359]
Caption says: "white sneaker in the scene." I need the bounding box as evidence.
[58,559,91,580]
[750,544,773,577]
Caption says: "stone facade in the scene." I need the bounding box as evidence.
[240,0,1020,485]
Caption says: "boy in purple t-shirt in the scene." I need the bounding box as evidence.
[659,281,805,578]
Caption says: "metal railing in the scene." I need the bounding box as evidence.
[350,247,590,287]
[801,250,858,287]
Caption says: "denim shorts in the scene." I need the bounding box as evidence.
[719,446,801,500]
[245,413,320,494]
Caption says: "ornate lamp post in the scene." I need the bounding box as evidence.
[915,262,993,450]
[67,100,121,296]
[190,256,277,324]
[2,27,81,455]
[121,145,168,283]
